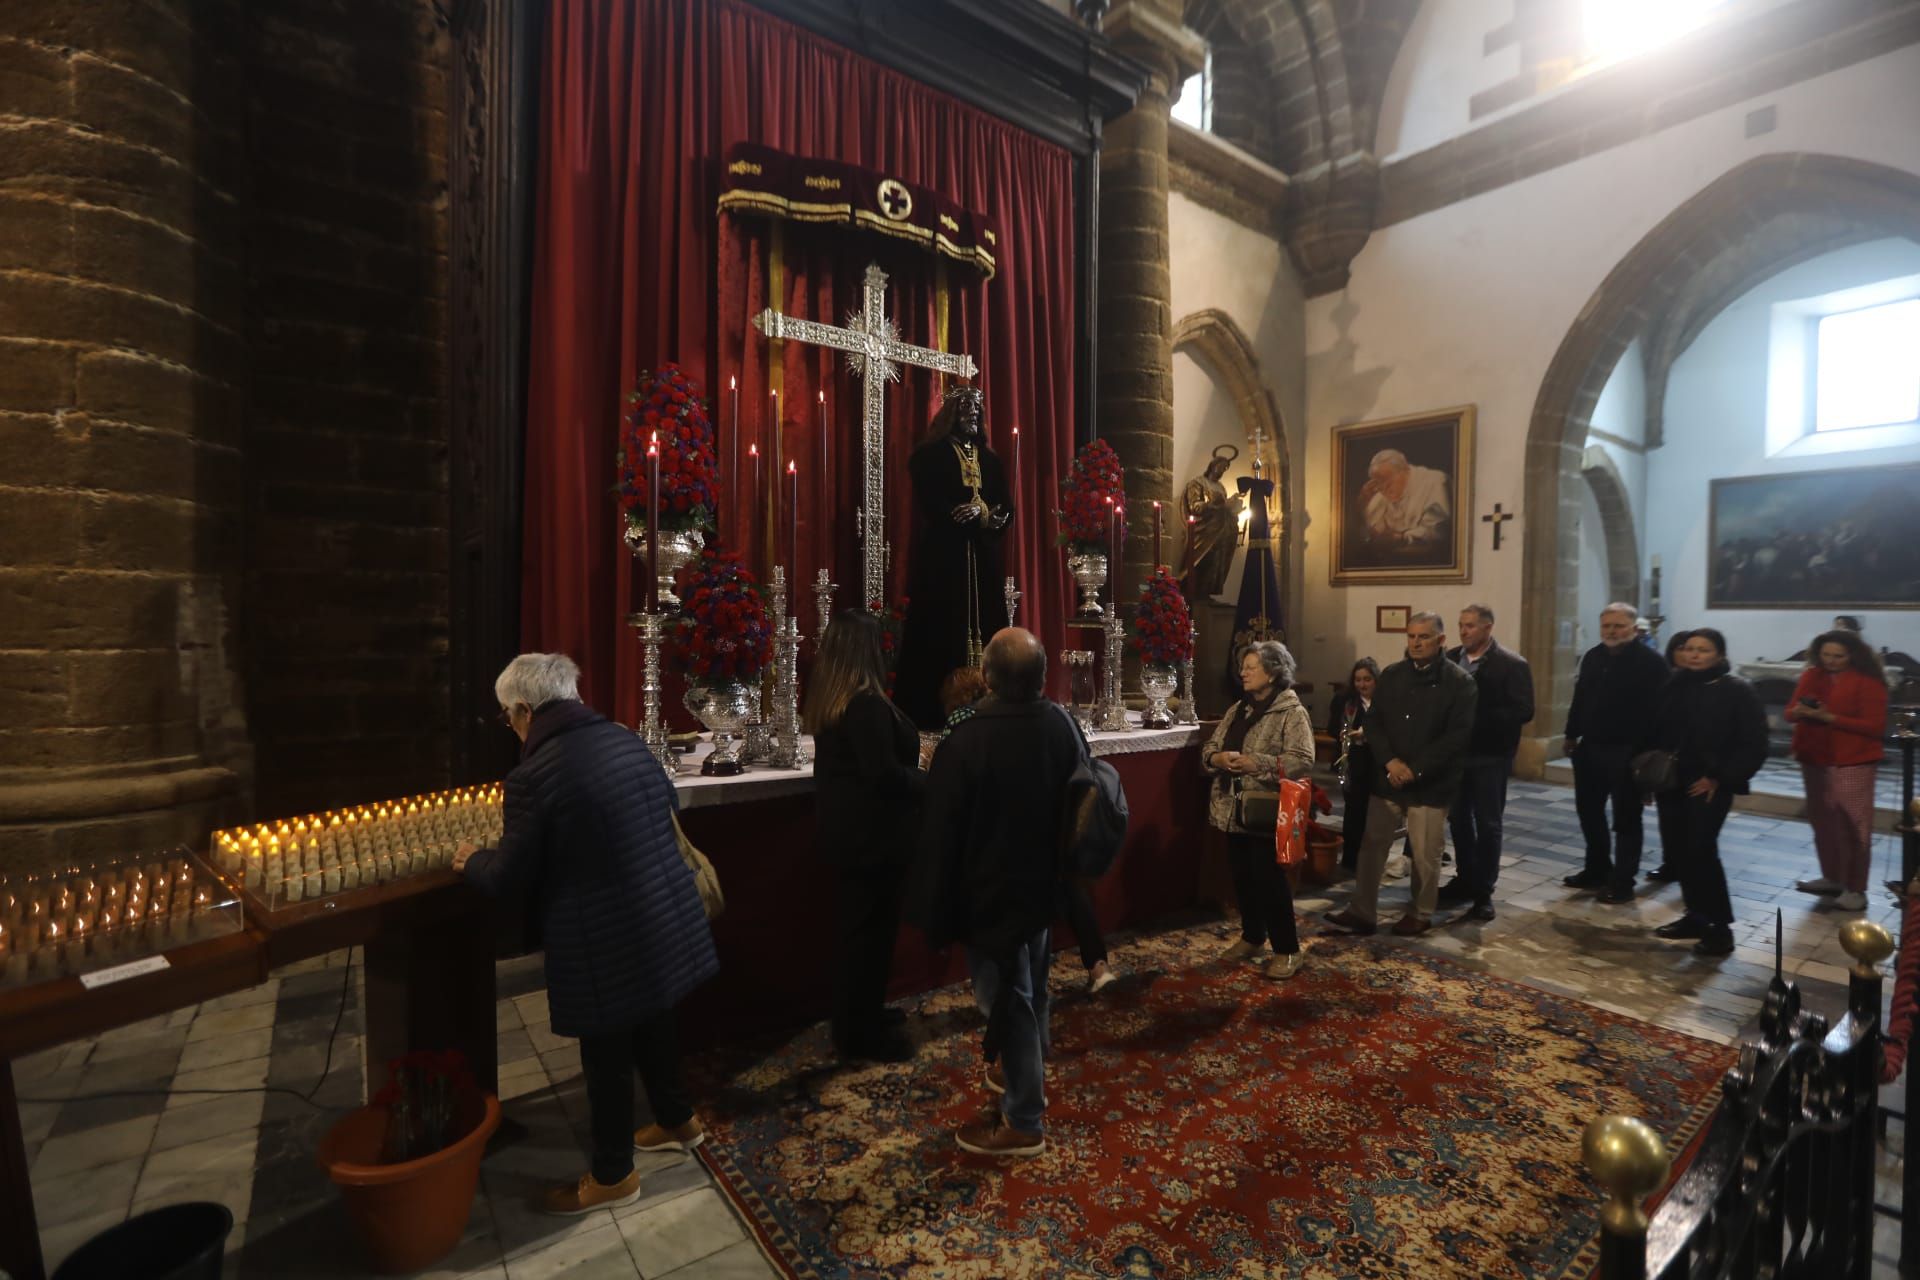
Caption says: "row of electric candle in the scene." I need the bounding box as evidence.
[1,857,216,963]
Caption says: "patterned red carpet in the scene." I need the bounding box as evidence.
[692,922,1728,1279]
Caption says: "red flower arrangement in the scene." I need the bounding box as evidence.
[867,597,910,693]
[1132,568,1194,666]
[1057,438,1125,552]
[670,547,774,686]
[617,364,718,533]
[372,1049,477,1164]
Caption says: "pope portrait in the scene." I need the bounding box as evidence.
[1359,448,1450,551]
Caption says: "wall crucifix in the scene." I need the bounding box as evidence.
[753,262,977,608]
[1482,502,1515,550]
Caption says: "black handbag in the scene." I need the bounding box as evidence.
[1233,781,1280,833]
[1630,749,1678,793]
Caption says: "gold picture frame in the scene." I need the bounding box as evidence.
[1330,406,1474,585]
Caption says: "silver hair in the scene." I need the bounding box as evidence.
[495,653,582,710]
[1600,602,1640,622]
[1461,602,1494,624]
[1367,448,1409,473]
[1408,610,1445,633]
[1238,639,1297,688]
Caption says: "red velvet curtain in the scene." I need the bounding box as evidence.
[524,0,1078,719]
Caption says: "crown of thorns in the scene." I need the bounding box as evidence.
[942,385,983,406]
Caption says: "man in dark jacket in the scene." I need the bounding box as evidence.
[454,653,718,1215]
[1324,611,1477,937]
[911,628,1082,1158]
[1438,604,1534,921]
[1563,603,1671,900]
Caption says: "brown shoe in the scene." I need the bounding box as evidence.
[1221,939,1261,962]
[985,1062,1006,1094]
[539,1169,642,1216]
[1321,909,1376,936]
[1391,915,1431,937]
[956,1118,1044,1157]
[634,1116,706,1154]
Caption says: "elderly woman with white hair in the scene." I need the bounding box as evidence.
[1201,639,1316,979]
[453,653,717,1216]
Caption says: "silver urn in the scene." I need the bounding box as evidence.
[1139,663,1176,730]
[1067,551,1108,620]
[684,681,752,777]
[623,521,706,609]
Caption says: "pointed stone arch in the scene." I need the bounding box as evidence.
[1517,153,1920,774]
[1579,446,1640,610]
[1172,307,1291,618]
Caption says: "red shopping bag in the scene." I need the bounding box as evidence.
[1275,777,1311,867]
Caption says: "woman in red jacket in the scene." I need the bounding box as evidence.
[1787,629,1888,912]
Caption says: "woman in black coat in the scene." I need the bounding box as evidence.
[456,652,717,1215]
[803,610,925,1062]
[1645,628,1769,957]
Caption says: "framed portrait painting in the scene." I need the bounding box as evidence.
[1330,407,1474,585]
[1708,464,1920,608]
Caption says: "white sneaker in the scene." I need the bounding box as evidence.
[1088,962,1118,994]
[1833,890,1868,911]
[1795,877,1842,895]
[1383,854,1411,882]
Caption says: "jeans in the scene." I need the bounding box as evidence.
[1572,744,1642,884]
[579,1009,693,1186]
[1447,755,1512,905]
[1351,794,1449,923]
[1658,787,1736,927]
[969,927,1052,1134]
[1226,831,1299,953]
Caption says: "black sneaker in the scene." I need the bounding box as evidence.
[1462,900,1496,922]
[1598,884,1635,905]
[1436,879,1476,906]
[1692,929,1735,958]
[1644,866,1677,883]
[1563,870,1609,890]
[1653,915,1708,940]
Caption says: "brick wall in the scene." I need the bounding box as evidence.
[0,0,450,864]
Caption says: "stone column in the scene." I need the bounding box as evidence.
[0,4,248,868]
[1096,2,1205,663]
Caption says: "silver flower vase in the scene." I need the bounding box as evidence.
[623,521,706,609]
[1139,663,1176,730]
[1068,552,1108,620]
[685,681,752,776]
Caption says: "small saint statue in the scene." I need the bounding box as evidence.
[894,386,1012,729]
[1179,444,1238,601]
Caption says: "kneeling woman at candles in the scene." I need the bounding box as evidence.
[454,653,717,1215]
[805,611,926,1063]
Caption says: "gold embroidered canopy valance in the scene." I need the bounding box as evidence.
[717,142,998,280]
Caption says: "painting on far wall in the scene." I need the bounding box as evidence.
[1330,406,1474,585]
[1708,463,1920,608]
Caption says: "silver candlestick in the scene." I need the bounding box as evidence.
[814,567,837,638]
[770,567,809,770]
[1096,613,1131,732]
[1174,619,1200,725]
[1004,575,1020,630]
[632,610,681,776]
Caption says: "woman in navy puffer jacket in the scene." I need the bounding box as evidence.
[456,653,717,1216]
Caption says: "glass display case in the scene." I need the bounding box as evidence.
[0,847,244,991]
[210,783,503,914]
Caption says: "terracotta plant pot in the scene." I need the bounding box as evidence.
[317,1091,501,1275]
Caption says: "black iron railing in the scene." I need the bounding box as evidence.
[1585,919,1895,1280]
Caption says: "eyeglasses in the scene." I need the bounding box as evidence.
[497,706,516,727]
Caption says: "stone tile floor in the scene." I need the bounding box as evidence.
[18,778,1911,1277]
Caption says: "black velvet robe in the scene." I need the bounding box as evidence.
[894,434,1012,729]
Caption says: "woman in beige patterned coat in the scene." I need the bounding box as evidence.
[1201,640,1317,979]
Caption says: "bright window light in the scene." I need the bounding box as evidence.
[1816,299,1920,432]
[1171,63,1209,132]
[1583,0,1728,63]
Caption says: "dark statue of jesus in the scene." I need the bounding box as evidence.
[894,386,1012,729]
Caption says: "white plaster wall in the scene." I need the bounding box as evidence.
[1648,237,1920,665]
[1301,44,1920,688]
[1575,482,1610,653]
[1168,190,1307,620]
[1374,0,1519,159]
[1575,340,1648,641]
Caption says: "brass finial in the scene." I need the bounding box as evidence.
[1839,919,1895,978]
[1582,1116,1671,1236]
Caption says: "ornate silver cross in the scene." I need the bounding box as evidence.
[753,262,978,608]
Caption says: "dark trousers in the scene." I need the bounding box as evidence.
[580,1009,692,1186]
[1060,878,1108,969]
[1653,789,1685,874]
[1572,744,1642,883]
[1226,832,1299,954]
[1657,787,1736,927]
[1447,754,1512,904]
[833,862,905,1045]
